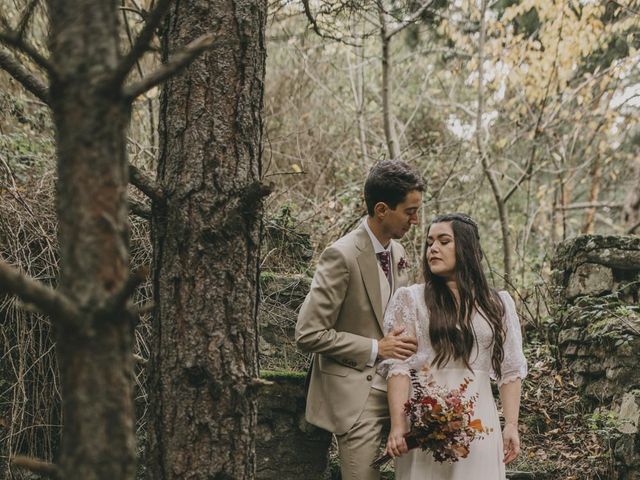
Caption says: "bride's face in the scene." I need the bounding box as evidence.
[426,222,456,278]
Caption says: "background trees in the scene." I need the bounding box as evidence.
[0,0,638,478]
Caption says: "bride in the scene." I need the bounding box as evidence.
[378,213,527,480]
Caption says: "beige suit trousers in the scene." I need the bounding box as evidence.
[336,388,389,480]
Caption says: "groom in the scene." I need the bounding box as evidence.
[296,160,424,480]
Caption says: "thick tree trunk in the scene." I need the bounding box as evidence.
[47,1,136,479]
[146,1,268,478]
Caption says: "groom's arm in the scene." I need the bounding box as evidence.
[295,246,372,370]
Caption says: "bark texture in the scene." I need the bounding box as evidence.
[47,1,135,479]
[146,0,268,478]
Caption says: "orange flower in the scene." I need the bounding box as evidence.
[469,419,484,431]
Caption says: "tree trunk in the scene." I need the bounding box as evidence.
[146,0,268,478]
[475,0,511,288]
[582,154,601,234]
[624,157,640,234]
[379,7,401,161]
[47,1,136,479]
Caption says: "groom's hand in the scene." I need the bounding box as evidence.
[377,327,418,361]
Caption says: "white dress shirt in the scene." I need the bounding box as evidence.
[362,218,393,367]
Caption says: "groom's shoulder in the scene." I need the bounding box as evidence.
[330,227,363,253]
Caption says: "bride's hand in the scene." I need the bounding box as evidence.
[385,425,409,458]
[502,423,520,464]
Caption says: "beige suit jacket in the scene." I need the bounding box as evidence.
[295,223,409,434]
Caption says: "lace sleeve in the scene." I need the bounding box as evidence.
[495,291,528,387]
[376,286,426,379]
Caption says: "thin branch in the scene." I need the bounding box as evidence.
[557,202,623,211]
[386,0,434,39]
[129,164,163,203]
[129,198,151,219]
[112,0,173,87]
[16,0,41,40]
[0,48,49,103]
[95,267,148,322]
[122,33,217,102]
[11,456,60,480]
[627,219,640,235]
[0,259,79,327]
[0,30,54,74]
[299,0,363,47]
[118,5,147,20]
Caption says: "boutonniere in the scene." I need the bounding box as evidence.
[397,257,410,272]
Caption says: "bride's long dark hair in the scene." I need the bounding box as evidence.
[423,213,505,377]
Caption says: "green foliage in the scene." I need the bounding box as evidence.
[0,133,54,181]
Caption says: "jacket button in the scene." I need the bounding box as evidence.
[367,375,373,381]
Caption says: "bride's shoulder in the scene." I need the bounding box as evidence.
[394,283,425,300]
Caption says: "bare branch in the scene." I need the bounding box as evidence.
[386,0,434,39]
[557,202,623,211]
[0,31,54,74]
[122,33,217,102]
[112,0,173,87]
[11,456,60,480]
[0,48,49,103]
[628,219,640,235]
[129,197,151,219]
[129,164,163,203]
[95,267,148,322]
[0,259,79,326]
[133,353,148,365]
[299,0,363,47]
[118,5,147,20]
[16,0,41,40]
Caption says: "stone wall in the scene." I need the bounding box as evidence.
[256,372,331,480]
[258,273,311,371]
[552,235,640,479]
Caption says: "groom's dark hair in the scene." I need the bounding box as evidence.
[364,160,424,216]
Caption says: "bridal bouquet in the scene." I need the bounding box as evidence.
[371,370,490,469]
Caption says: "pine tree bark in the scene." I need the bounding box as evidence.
[146,1,268,478]
[47,1,135,479]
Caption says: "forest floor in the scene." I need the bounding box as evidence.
[507,341,618,480]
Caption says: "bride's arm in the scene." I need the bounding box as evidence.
[499,379,522,464]
[385,374,411,458]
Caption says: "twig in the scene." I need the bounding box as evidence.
[299,0,363,47]
[0,259,79,327]
[133,353,148,365]
[122,33,217,101]
[0,48,49,103]
[129,164,163,203]
[112,0,173,87]
[11,455,60,479]
[627,219,640,235]
[557,202,623,211]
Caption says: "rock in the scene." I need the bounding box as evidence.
[619,391,640,435]
[566,263,613,299]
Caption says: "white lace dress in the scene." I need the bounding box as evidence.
[378,284,527,480]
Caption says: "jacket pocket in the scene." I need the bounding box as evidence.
[318,355,349,377]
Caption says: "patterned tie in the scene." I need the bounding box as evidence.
[376,251,392,286]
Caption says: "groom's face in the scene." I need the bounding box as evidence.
[382,190,422,239]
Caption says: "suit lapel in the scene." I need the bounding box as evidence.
[355,225,384,330]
